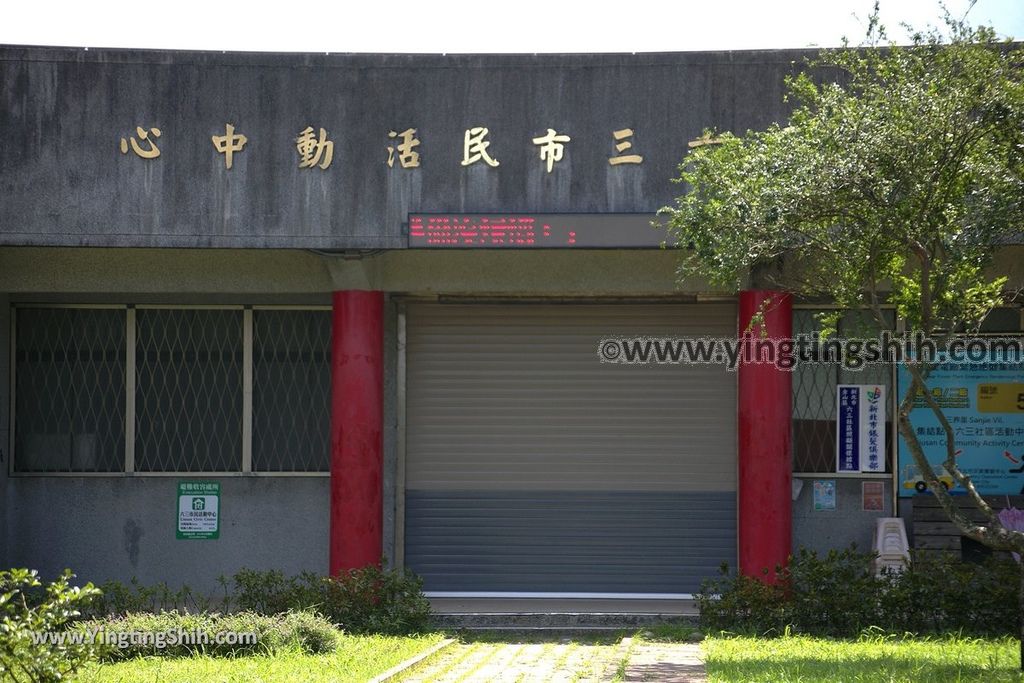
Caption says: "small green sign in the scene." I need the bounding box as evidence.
[177,481,220,539]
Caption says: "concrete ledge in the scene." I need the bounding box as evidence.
[429,597,699,615]
[431,612,699,630]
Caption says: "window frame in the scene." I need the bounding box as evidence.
[790,304,1024,479]
[9,303,332,477]
[790,304,900,480]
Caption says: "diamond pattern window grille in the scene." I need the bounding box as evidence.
[134,308,243,472]
[14,307,126,472]
[252,310,331,472]
[792,309,895,473]
[13,305,334,474]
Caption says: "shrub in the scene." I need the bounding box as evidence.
[83,576,231,618]
[232,565,432,635]
[873,551,1018,636]
[320,565,432,635]
[0,568,101,683]
[276,610,340,654]
[232,569,322,615]
[786,547,882,637]
[77,609,338,660]
[696,563,789,635]
[697,546,1020,638]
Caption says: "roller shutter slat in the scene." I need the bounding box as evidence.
[405,303,737,593]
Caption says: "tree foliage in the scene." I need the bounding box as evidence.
[0,568,101,683]
[664,10,1023,331]
[661,8,1024,556]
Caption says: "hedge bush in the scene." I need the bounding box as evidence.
[231,569,322,616]
[77,610,338,660]
[233,564,432,635]
[83,575,231,618]
[698,546,1020,637]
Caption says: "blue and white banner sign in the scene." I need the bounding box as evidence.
[897,356,1024,496]
[837,384,887,473]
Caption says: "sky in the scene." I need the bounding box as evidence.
[1,0,1022,53]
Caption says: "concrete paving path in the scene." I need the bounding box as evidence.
[623,641,706,682]
[394,635,706,683]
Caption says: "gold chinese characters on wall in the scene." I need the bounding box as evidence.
[118,125,647,171]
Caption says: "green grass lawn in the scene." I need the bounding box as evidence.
[74,632,445,683]
[67,629,1024,682]
[704,632,1024,682]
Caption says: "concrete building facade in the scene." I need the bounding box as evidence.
[4,45,1013,601]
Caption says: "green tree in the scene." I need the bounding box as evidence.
[0,569,101,682]
[660,5,1024,656]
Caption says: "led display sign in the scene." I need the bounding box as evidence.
[407,214,672,248]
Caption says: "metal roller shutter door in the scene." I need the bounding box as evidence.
[404,302,737,594]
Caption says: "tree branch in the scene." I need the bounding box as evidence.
[897,376,1024,552]
[904,360,999,523]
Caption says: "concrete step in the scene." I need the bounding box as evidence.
[431,611,699,631]
[428,596,699,616]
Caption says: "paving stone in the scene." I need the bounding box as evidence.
[394,636,707,683]
[623,643,707,683]
[395,637,622,682]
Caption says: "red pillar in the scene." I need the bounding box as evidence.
[738,290,793,580]
[329,290,384,575]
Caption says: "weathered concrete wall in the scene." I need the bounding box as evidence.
[0,246,716,296]
[0,248,334,296]
[0,47,812,249]
[7,245,1020,298]
[5,476,327,593]
[792,476,894,557]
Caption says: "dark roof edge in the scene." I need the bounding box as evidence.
[0,43,835,69]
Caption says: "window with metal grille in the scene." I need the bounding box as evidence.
[135,308,244,472]
[792,309,895,474]
[979,307,1023,333]
[252,310,331,472]
[13,307,127,472]
[11,305,331,474]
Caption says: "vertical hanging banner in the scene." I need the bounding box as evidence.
[863,385,886,473]
[177,481,220,539]
[837,386,860,472]
[837,385,887,473]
